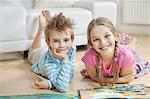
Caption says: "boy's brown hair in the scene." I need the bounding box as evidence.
[44,13,74,41]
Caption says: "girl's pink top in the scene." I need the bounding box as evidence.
[81,45,135,76]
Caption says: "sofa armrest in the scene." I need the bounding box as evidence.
[0,5,27,52]
[74,0,117,25]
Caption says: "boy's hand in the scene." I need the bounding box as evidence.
[34,75,49,89]
[53,49,69,60]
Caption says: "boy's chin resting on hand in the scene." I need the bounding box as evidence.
[53,49,69,60]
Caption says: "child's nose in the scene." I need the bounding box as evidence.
[59,41,65,47]
[100,39,107,44]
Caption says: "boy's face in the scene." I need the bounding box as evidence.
[46,29,72,54]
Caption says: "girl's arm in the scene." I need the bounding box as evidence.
[117,64,135,83]
[104,74,135,84]
[84,64,98,82]
[104,64,135,84]
[84,64,135,84]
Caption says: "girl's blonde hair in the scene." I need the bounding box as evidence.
[87,17,119,86]
[87,17,119,46]
[44,13,74,41]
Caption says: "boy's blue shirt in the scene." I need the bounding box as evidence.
[31,45,76,92]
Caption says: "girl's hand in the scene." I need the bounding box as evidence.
[53,49,68,60]
[119,74,135,83]
[34,75,48,89]
[80,69,90,78]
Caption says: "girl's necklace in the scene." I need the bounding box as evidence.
[96,55,118,86]
[102,60,113,75]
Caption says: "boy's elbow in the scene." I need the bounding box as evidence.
[55,84,69,93]
[58,86,69,93]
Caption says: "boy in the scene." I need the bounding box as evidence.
[28,10,76,92]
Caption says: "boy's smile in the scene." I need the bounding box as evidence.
[47,29,72,54]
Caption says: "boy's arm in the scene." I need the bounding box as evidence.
[32,10,52,49]
[44,47,76,92]
[33,62,72,92]
[34,75,52,89]
[44,61,73,92]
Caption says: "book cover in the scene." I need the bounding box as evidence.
[78,84,150,99]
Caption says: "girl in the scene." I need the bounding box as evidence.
[28,10,76,92]
[81,17,137,86]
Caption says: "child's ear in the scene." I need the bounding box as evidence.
[45,38,50,45]
[46,38,51,48]
[114,33,119,38]
[114,33,119,41]
[88,43,92,47]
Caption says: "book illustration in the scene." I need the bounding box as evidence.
[78,86,131,99]
[0,93,77,99]
[78,84,150,99]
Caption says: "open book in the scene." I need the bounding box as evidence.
[78,84,150,99]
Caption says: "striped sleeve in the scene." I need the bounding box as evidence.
[67,45,76,80]
[44,60,72,92]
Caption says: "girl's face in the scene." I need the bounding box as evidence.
[90,25,117,56]
[47,29,72,54]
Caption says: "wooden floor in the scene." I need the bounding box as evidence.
[0,34,150,96]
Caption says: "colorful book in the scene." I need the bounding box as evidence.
[78,84,150,99]
[0,93,78,99]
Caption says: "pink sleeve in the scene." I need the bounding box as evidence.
[81,48,97,67]
[119,46,135,69]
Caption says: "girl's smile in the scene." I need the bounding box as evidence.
[90,25,116,56]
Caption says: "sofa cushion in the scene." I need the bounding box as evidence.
[26,8,92,40]
[0,0,33,9]
[34,0,79,8]
[0,5,27,52]
[0,5,27,41]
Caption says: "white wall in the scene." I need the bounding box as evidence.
[116,0,150,35]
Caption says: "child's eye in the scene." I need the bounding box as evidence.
[105,34,111,38]
[64,38,70,42]
[93,38,99,42]
[53,40,59,43]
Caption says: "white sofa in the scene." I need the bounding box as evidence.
[0,0,117,53]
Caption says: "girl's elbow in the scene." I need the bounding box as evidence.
[90,76,98,82]
[117,77,133,84]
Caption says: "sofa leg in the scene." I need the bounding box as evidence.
[77,45,88,51]
[24,50,28,59]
